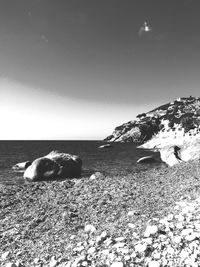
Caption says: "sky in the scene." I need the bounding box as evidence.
[1,0,200,140]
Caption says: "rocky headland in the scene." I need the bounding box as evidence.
[105,96,200,144]
[105,96,200,166]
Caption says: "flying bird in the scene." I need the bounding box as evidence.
[139,21,152,36]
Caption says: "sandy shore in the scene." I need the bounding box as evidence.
[1,161,200,266]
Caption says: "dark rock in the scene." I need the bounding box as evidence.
[23,151,82,181]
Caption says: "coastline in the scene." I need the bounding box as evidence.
[1,160,200,266]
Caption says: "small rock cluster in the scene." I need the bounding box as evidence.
[3,196,200,267]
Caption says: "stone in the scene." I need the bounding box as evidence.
[84,224,96,233]
[24,150,82,181]
[173,236,182,244]
[113,242,125,248]
[119,248,129,254]
[89,174,96,180]
[72,256,85,267]
[1,251,10,260]
[104,238,113,246]
[49,256,58,267]
[115,237,125,242]
[100,231,108,239]
[134,243,147,253]
[167,214,174,221]
[148,261,160,267]
[128,210,135,216]
[73,246,85,252]
[87,247,96,254]
[89,240,95,246]
[176,222,184,229]
[124,255,131,261]
[128,223,135,229]
[181,229,193,236]
[185,232,198,242]
[101,249,110,255]
[143,237,153,245]
[15,261,23,267]
[144,225,158,237]
[166,246,174,255]
[153,252,161,260]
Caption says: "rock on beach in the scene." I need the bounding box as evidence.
[23,150,82,181]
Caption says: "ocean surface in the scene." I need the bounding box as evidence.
[0,141,162,185]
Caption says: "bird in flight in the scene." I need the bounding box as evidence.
[139,21,152,36]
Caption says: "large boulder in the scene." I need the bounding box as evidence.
[159,141,200,166]
[23,151,82,181]
[160,146,182,166]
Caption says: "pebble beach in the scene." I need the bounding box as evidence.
[1,160,200,267]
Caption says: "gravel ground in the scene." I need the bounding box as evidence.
[1,160,200,267]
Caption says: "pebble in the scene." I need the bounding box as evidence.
[113,242,125,248]
[181,228,193,236]
[185,232,198,242]
[115,237,125,242]
[84,224,96,233]
[124,255,131,261]
[143,237,153,245]
[104,238,113,246]
[49,256,58,267]
[119,248,129,254]
[134,243,147,253]
[101,231,108,238]
[127,223,135,229]
[144,225,158,237]
[173,236,182,244]
[89,174,96,180]
[128,210,135,216]
[1,251,10,260]
[148,261,160,267]
[87,247,96,254]
[73,246,85,252]
[153,252,161,260]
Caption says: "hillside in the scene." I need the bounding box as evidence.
[105,96,200,143]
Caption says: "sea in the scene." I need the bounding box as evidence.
[0,141,162,185]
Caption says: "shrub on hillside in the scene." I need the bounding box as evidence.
[181,116,195,133]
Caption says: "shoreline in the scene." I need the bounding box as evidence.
[1,161,200,266]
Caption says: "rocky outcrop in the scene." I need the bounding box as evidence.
[153,138,200,166]
[23,151,82,181]
[105,96,200,143]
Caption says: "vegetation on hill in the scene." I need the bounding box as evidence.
[105,96,200,143]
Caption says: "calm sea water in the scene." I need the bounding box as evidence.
[0,141,161,185]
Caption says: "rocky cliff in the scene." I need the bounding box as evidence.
[105,96,200,144]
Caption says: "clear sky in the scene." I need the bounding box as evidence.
[1,0,200,140]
